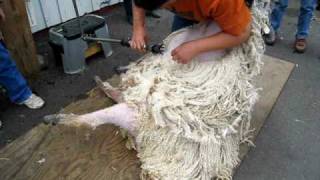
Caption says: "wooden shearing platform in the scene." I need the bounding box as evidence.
[0,55,295,180]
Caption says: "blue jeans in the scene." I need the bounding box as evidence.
[270,0,317,39]
[171,15,198,32]
[0,42,32,103]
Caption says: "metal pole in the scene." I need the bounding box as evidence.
[82,36,122,43]
[71,0,84,36]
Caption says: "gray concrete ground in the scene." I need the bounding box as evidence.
[235,2,320,180]
[0,2,320,180]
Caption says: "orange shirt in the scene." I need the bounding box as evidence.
[164,0,251,36]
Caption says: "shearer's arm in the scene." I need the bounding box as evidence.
[191,24,251,53]
[171,23,251,64]
[130,3,148,52]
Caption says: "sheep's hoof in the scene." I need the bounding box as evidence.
[43,114,67,125]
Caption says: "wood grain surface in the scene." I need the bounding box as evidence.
[0,0,40,77]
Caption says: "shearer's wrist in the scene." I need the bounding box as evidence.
[186,41,203,55]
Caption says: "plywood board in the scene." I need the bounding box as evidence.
[0,55,294,180]
[239,55,295,159]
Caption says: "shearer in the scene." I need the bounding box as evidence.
[130,0,252,64]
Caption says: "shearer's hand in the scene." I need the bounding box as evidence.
[171,42,199,64]
[130,26,148,53]
[0,7,6,22]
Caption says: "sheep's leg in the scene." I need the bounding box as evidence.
[44,103,137,134]
[95,76,124,103]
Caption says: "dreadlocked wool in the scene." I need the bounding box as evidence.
[118,1,271,179]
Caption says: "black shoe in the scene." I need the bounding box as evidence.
[146,11,161,18]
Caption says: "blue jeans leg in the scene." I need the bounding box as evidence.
[296,0,317,39]
[270,0,289,31]
[171,15,198,32]
[0,42,32,104]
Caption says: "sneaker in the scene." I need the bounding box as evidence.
[294,38,307,53]
[20,94,45,109]
[263,26,277,46]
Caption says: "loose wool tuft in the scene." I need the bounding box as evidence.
[119,1,271,179]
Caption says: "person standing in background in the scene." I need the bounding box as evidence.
[264,0,317,53]
[0,6,45,128]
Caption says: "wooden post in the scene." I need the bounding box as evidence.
[0,0,39,77]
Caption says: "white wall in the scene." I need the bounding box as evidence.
[26,0,46,32]
[26,0,123,33]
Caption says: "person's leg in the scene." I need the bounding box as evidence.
[171,15,198,32]
[123,0,160,20]
[270,0,289,31]
[264,0,289,45]
[0,42,32,104]
[123,0,133,18]
[296,0,317,39]
[294,0,317,53]
[94,76,124,103]
[95,76,125,108]
[123,0,133,24]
